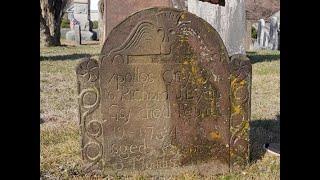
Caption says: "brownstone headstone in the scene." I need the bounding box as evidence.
[77,7,251,178]
[104,0,173,38]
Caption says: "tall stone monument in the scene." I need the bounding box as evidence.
[278,25,280,50]
[263,31,269,48]
[76,8,251,178]
[66,0,97,41]
[257,19,265,48]
[268,16,279,50]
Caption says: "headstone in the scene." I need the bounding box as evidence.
[171,0,187,10]
[263,31,269,48]
[257,19,265,48]
[104,0,173,38]
[268,16,279,50]
[187,0,247,56]
[98,0,104,43]
[245,20,253,51]
[76,7,251,178]
[278,25,280,50]
[66,0,97,41]
[68,13,75,30]
[74,24,82,45]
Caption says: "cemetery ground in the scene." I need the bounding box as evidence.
[40,40,280,179]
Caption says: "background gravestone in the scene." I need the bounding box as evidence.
[257,19,265,48]
[278,25,280,50]
[253,16,280,50]
[66,0,97,41]
[188,0,247,56]
[77,7,251,178]
[268,16,279,50]
[103,0,172,39]
[74,24,82,45]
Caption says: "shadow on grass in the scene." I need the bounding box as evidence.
[249,114,280,162]
[247,52,280,64]
[40,53,92,61]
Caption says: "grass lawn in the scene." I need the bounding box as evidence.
[40,40,280,179]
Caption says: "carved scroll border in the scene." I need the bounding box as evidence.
[76,58,103,172]
[229,54,252,170]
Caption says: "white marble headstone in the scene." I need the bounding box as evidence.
[187,0,246,56]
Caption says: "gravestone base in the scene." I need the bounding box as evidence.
[66,30,97,41]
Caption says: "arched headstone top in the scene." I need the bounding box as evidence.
[100,7,229,65]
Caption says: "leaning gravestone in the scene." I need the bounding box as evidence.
[76,7,251,178]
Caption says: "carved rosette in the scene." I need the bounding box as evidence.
[229,54,251,170]
[76,58,103,171]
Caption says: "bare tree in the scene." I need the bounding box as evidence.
[40,0,71,46]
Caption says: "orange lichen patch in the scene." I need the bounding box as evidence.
[242,120,249,130]
[191,66,197,74]
[231,76,247,91]
[180,13,187,20]
[178,34,188,42]
[189,59,208,86]
[239,79,246,86]
[230,127,237,135]
[230,151,235,157]
[209,131,221,141]
[232,105,242,115]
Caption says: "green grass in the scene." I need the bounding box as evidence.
[40,41,280,179]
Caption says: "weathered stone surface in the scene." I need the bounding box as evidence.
[245,20,253,51]
[257,19,265,47]
[278,26,280,50]
[73,0,91,31]
[188,0,247,56]
[104,0,172,38]
[66,0,97,41]
[98,0,104,43]
[171,0,187,10]
[245,0,280,21]
[199,0,225,6]
[76,7,251,177]
[229,54,251,170]
[252,14,280,51]
[268,16,279,50]
[66,30,97,41]
[74,24,82,45]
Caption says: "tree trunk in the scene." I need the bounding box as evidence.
[40,0,69,46]
[40,7,56,46]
